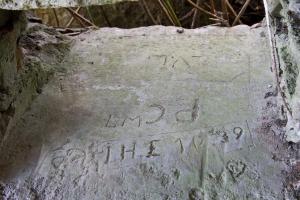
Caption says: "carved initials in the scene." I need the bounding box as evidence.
[122,116,141,127]
[121,142,136,160]
[146,140,160,158]
[175,98,200,122]
[146,104,165,124]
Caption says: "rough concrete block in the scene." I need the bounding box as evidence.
[267,0,283,16]
[0,0,137,10]
[0,26,293,199]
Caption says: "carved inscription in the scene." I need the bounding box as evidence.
[49,132,210,172]
[226,160,246,180]
[175,98,200,123]
[151,54,193,69]
[49,123,247,172]
[105,146,110,164]
[146,104,165,124]
[233,127,243,140]
[105,99,200,128]
[175,138,184,154]
[146,140,160,158]
[122,116,142,128]
[106,115,117,128]
[208,126,245,141]
[44,120,252,191]
[121,142,136,160]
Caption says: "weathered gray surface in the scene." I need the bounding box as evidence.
[0,0,136,10]
[266,0,300,196]
[267,0,300,143]
[0,17,71,146]
[0,26,293,199]
[266,0,282,17]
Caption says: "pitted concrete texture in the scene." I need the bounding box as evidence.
[0,0,136,10]
[0,26,293,199]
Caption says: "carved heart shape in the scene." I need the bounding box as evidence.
[226,160,246,179]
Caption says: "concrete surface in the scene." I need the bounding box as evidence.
[0,26,295,199]
[0,0,136,10]
[267,0,300,143]
[0,19,71,147]
[266,0,282,17]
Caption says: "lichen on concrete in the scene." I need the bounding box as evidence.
[266,1,300,196]
[268,0,300,143]
[280,46,299,96]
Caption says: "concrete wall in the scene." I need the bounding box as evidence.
[0,0,134,145]
[0,0,136,10]
[268,0,300,142]
[1,0,299,144]
[0,10,27,142]
[0,10,71,143]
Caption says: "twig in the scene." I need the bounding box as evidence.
[86,6,96,25]
[191,0,200,28]
[140,0,158,25]
[157,0,176,25]
[56,27,89,34]
[209,18,227,23]
[65,32,82,36]
[203,2,211,10]
[67,8,85,27]
[27,16,43,23]
[224,0,242,25]
[186,0,224,21]
[209,0,216,14]
[52,8,60,27]
[221,0,229,26]
[232,0,251,26]
[99,6,111,27]
[165,0,181,26]
[180,8,195,21]
[206,23,221,27]
[66,7,81,28]
[66,7,98,27]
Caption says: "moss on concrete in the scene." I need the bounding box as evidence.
[268,0,300,144]
[280,46,299,96]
